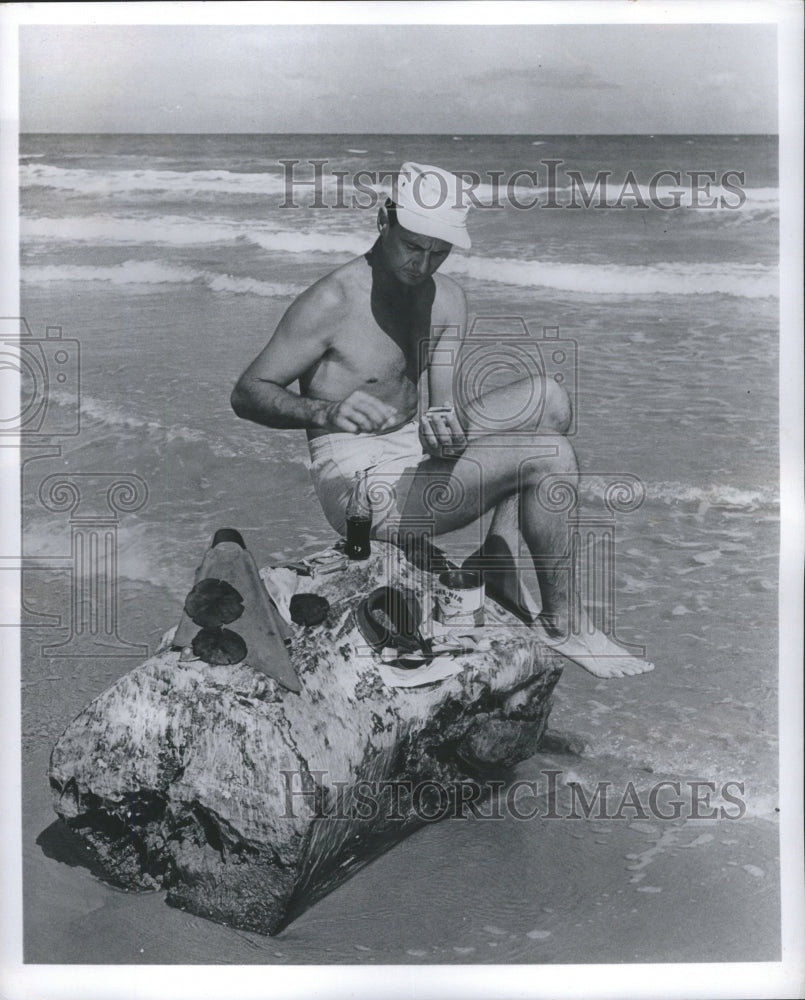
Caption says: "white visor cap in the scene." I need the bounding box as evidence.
[393,161,471,250]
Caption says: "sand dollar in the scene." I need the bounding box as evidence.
[191,626,247,665]
[184,578,244,627]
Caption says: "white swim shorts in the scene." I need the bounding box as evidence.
[307,421,427,537]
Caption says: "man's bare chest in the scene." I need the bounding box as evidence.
[328,292,434,383]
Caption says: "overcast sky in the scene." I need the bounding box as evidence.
[19,23,777,134]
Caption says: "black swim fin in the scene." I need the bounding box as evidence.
[174,529,301,693]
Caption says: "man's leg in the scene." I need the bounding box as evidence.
[401,374,653,677]
[461,495,540,622]
[443,372,567,620]
[458,373,652,674]
[397,432,573,561]
[398,424,578,637]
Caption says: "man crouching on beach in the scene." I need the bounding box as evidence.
[232,161,652,678]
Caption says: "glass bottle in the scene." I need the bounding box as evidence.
[345,471,372,560]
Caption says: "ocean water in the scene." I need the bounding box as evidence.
[18,134,780,962]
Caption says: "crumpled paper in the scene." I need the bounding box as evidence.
[260,566,299,622]
[377,654,467,689]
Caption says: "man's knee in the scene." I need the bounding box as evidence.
[516,435,577,485]
[543,378,572,435]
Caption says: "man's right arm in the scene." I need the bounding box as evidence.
[231,279,399,434]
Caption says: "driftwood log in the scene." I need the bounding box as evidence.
[48,542,564,935]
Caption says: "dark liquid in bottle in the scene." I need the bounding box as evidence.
[345,515,372,560]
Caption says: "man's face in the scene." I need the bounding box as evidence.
[380,220,452,286]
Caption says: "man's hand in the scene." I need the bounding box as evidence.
[419,404,468,458]
[324,389,401,434]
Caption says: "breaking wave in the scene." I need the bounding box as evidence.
[20,163,292,198]
[21,214,368,256]
[20,163,778,219]
[22,260,303,298]
[647,481,779,511]
[21,214,777,298]
[447,256,777,298]
[21,250,777,301]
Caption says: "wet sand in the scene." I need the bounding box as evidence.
[23,750,781,966]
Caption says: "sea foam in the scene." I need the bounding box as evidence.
[21,214,368,256]
[21,162,779,217]
[22,213,776,299]
[22,259,303,298]
[447,256,777,299]
[20,163,292,198]
[21,250,777,301]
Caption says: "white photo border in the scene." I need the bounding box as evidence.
[1,3,802,999]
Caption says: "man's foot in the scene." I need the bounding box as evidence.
[462,542,538,624]
[536,610,655,678]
